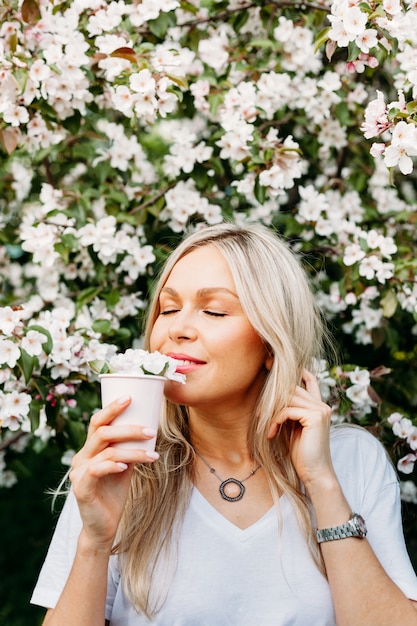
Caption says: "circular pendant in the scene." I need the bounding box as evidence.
[219,478,245,502]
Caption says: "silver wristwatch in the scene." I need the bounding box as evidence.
[316,512,367,543]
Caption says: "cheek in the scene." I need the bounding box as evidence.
[148,320,163,352]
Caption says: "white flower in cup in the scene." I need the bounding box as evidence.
[89,348,186,384]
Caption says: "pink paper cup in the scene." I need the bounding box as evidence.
[100,374,165,451]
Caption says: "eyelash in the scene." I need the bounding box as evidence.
[160,310,226,317]
[204,311,226,317]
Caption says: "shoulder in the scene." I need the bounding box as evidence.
[329,424,397,489]
[330,423,389,458]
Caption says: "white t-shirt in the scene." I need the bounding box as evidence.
[31,427,417,625]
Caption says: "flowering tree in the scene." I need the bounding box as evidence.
[0,0,417,515]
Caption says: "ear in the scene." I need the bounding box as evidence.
[264,351,274,371]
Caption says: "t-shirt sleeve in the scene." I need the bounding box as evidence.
[30,491,83,609]
[31,490,121,616]
[330,426,417,600]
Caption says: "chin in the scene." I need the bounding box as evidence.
[163,383,188,406]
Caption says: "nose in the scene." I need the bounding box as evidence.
[167,308,197,342]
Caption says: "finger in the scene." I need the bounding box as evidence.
[70,446,159,481]
[267,404,331,439]
[80,424,158,459]
[280,406,331,427]
[88,396,132,434]
[301,369,322,401]
[70,459,130,484]
[267,422,279,439]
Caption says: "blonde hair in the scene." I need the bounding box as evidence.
[115,222,332,616]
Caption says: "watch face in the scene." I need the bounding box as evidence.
[354,513,367,537]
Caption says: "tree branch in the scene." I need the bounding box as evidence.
[174,1,330,30]
[0,431,25,452]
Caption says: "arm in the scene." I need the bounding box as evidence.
[42,534,111,626]
[309,473,417,625]
[268,370,417,626]
[41,395,159,626]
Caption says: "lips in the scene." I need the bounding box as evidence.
[166,353,206,373]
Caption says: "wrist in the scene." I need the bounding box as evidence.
[77,529,114,560]
[316,512,367,543]
[305,477,353,530]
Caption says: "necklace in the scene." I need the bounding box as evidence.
[194,449,261,502]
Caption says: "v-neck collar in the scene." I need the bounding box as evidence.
[191,486,279,543]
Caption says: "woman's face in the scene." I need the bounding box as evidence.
[150,245,272,414]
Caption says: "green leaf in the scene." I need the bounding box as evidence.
[29,400,41,432]
[358,2,372,13]
[61,232,80,250]
[165,73,189,90]
[103,290,121,309]
[334,101,352,126]
[179,0,199,14]
[92,319,112,335]
[66,418,88,449]
[208,93,223,115]
[148,12,174,38]
[249,39,276,50]
[76,286,102,310]
[107,189,129,208]
[406,100,417,114]
[254,175,267,205]
[111,327,132,342]
[314,27,330,53]
[347,41,361,62]
[88,360,110,375]
[146,196,165,217]
[54,241,70,264]
[232,10,249,33]
[62,111,81,135]
[18,349,37,385]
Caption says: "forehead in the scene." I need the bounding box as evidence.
[163,245,236,291]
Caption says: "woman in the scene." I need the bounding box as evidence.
[32,222,417,625]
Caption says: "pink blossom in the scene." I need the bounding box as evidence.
[407,428,417,451]
[387,411,403,425]
[370,142,385,157]
[356,30,378,54]
[361,91,389,139]
[392,417,415,439]
[397,454,417,475]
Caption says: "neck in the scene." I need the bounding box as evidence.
[188,408,254,464]
[190,428,253,466]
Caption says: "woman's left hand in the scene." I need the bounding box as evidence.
[267,369,335,491]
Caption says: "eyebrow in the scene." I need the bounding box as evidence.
[160,286,239,299]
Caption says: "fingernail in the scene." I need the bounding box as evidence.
[117,462,128,470]
[146,451,159,460]
[143,428,157,437]
[117,395,130,405]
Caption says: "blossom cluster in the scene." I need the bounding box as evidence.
[316,360,379,424]
[0,0,416,501]
[388,413,417,474]
[92,348,186,383]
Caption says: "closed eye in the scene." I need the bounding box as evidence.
[160,309,179,315]
[204,311,226,317]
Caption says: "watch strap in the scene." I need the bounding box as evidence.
[316,512,367,543]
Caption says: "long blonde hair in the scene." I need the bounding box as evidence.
[115,222,332,616]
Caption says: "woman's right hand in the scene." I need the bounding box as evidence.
[68,395,159,553]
